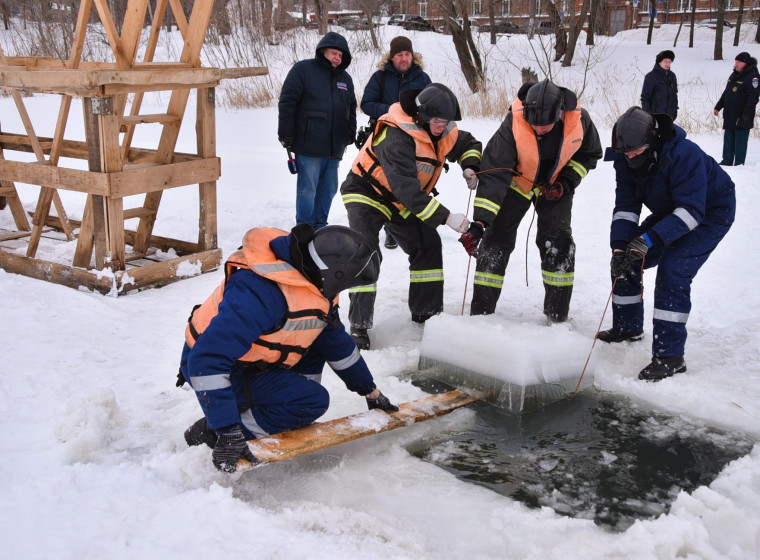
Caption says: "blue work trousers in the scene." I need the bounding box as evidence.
[295,155,340,229]
[721,128,750,166]
[610,216,733,358]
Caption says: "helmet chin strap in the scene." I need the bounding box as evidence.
[307,241,328,270]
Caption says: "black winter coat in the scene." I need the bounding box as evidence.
[360,53,432,121]
[641,63,678,119]
[715,59,760,130]
[278,32,357,159]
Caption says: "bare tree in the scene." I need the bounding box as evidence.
[562,0,590,67]
[435,0,484,93]
[646,0,655,45]
[542,0,566,62]
[733,0,746,47]
[714,0,728,60]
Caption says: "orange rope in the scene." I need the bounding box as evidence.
[568,277,618,400]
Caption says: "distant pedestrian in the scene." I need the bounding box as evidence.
[358,35,432,250]
[278,32,357,229]
[641,50,678,120]
[713,51,760,166]
[600,107,735,381]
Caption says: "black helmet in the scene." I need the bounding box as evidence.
[415,83,462,122]
[290,224,381,299]
[611,107,657,153]
[522,79,563,126]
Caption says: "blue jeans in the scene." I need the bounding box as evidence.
[721,128,750,165]
[295,155,340,229]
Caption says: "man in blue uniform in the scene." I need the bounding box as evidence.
[640,50,678,120]
[179,224,397,472]
[600,107,736,381]
[713,52,760,166]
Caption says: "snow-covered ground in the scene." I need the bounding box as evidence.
[1,21,759,560]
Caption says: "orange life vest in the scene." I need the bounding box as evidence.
[351,103,458,210]
[511,98,584,195]
[185,228,336,371]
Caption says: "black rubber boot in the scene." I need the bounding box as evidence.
[351,327,370,350]
[638,357,687,381]
[597,328,644,343]
[184,417,218,448]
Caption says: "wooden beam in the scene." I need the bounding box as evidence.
[196,87,217,251]
[0,160,109,195]
[238,390,480,468]
[110,157,220,197]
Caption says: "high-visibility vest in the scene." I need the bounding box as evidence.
[511,98,584,195]
[185,228,336,370]
[351,103,458,210]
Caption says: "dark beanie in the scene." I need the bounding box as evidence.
[390,36,413,58]
[656,50,675,64]
[735,52,751,63]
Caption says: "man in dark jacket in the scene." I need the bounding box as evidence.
[461,80,602,323]
[641,50,678,120]
[340,83,482,350]
[358,35,432,251]
[714,51,760,165]
[600,107,735,381]
[278,32,357,229]
[180,224,398,472]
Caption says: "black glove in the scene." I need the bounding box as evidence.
[542,181,565,202]
[278,136,293,150]
[211,425,257,473]
[354,127,370,149]
[610,237,649,278]
[458,221,485,257]
[736,114,754,129]
[366,391,399,412]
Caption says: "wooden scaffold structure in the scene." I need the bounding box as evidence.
[0,0,266,295]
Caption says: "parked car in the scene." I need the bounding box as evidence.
[479,20,520,34]
[339,17,371,30]
[402,15,435,32]
[519,21,554,35]
[438,17,476,35]
[388,14,413,26]
[698,19,734,29]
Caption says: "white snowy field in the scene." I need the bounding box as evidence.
[1,21,759,560]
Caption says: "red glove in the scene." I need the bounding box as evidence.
[542,182,565,202]
[458,222,485,257]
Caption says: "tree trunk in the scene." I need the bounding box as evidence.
[435,0,483,93]
[563,0,590,67]
[733,0,745,47]
[542,0,566,62]
[714,0,727,61]
[646,0,655,45]
[689,2,696,48]
[586,0,596,46]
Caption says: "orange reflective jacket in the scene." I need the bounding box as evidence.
[185,228,335,370]
[351,103,458,210]
[511,98,584,195]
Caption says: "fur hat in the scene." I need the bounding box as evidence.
[390,36,413,58]
[656,50,675,64]
[735,52,752,63]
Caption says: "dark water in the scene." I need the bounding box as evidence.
[409,379,754,532]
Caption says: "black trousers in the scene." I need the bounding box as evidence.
[344,202,444,329]
[471,188,575,321]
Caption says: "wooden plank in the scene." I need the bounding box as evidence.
[116,248,221,293]
[237,390,480,469]
[110,157,220,197]
[196,87,217,251]
[0,160,109,195]
[120,113,180,126]
[0,249,115,294]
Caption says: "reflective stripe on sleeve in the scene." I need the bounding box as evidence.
[473,196,500,216]
[189,373,231,391]
[673,207,699,231]
[328,346,362,371]
[612,211,639,223]
[416,198,441,222]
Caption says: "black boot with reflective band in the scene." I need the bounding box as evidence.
[638,356,686,381]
